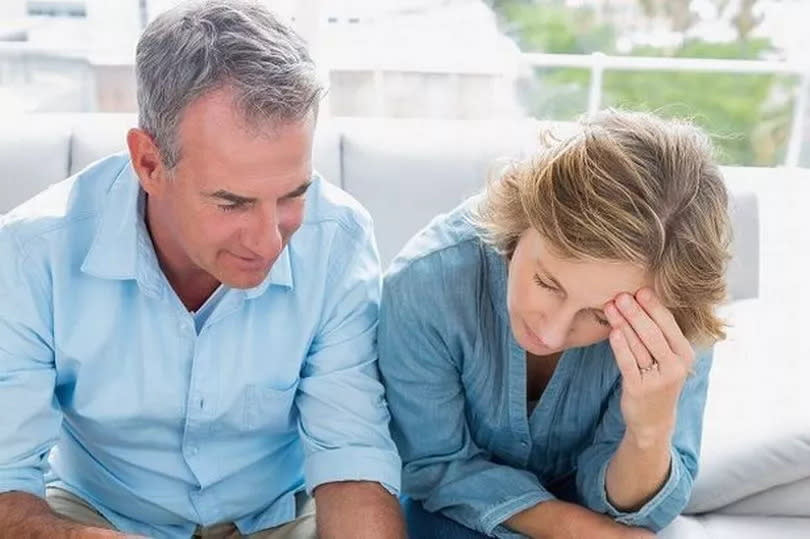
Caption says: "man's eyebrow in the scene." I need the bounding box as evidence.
[206,190,257,205]
[205,179,312,205]
[280,180,312,200]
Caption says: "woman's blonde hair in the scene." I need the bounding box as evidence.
[472,109,731,345]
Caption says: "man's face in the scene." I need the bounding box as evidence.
[146,88,315,289]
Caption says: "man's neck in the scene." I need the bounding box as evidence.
[163,267,220,313]
[144,198,220,312]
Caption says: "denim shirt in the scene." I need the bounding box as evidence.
[0,154,401,538]
[378,199,712,538]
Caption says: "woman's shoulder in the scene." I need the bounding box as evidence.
[380,197,499,364]
[385,196,487,286]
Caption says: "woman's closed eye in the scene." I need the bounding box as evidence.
[592,311,610,327]
[533,273,556,291]
[533,273,610,327]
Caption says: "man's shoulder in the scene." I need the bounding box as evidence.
[0,153,129,250]
[301,173,373,242]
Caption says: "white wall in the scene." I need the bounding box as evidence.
[84,0,141,53]
[0,0,26,20]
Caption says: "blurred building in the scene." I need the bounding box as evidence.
[322,0,523,118]
[0,0,524,119]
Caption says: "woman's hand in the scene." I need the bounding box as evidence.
[603,288,695,446]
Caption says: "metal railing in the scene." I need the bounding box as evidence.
[2,42,809,165]
[522,52,810,167]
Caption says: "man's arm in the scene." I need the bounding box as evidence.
[0,230,63,533]
[314,481,405,539]
[0,491,125,539]
[294,212,403,534]
[0,229,133,539]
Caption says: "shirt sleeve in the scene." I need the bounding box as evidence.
[0,226,61,498]
[378,260,555,538]
[295,216,402,496]
[575,347,714,532]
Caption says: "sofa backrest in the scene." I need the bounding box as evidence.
[0,113,759,300]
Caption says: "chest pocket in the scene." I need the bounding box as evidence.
[243,380,300,433]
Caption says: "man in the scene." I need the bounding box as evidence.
[0,1,404,537]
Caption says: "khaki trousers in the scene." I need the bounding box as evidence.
[46,486,317,539]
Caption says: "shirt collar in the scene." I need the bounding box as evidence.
[81,161,143,282]
[245,245,294,298]
[484,242,510,321]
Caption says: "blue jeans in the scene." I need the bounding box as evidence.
[402,497,489,539]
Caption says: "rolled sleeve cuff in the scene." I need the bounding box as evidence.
[305,446,402,496]
[0,469,46,498]
[597,447,685,530]
[485,489,556,539]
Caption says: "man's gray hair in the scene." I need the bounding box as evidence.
[135,0,324,169]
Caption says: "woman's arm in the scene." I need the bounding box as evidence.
[605,432,673,511]
[506,499,654,539]
[576,289,714,532]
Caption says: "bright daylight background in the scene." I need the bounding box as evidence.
[2,0,810,167]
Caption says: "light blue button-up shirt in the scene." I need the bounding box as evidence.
[0,154,401,538]
[378,199,712,537]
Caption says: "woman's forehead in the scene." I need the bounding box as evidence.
[527,230,651,305]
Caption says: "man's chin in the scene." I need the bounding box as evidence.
[218,269,270,290]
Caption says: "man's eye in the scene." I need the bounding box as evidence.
[218,204,241,212]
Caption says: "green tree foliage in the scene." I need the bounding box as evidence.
[491,1,795,165]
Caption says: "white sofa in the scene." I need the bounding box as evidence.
[2,114,809,538]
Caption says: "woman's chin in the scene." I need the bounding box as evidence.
[517,326,556,355]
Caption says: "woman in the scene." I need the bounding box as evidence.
[378,110,730,538]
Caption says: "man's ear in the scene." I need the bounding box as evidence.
[127,128,169,196]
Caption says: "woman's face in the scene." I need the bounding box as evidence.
[507,228,651,356]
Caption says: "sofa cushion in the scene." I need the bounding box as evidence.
[69,113,133,175]
[687,297,810,513]
[339,117,575,267]
[0,115,71,213]
[686,170,810,514]
[661,515,810,539]
[722,187,758,301]
[718,477,810,518]
[697,516,810,539]
[659,516,712,539]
